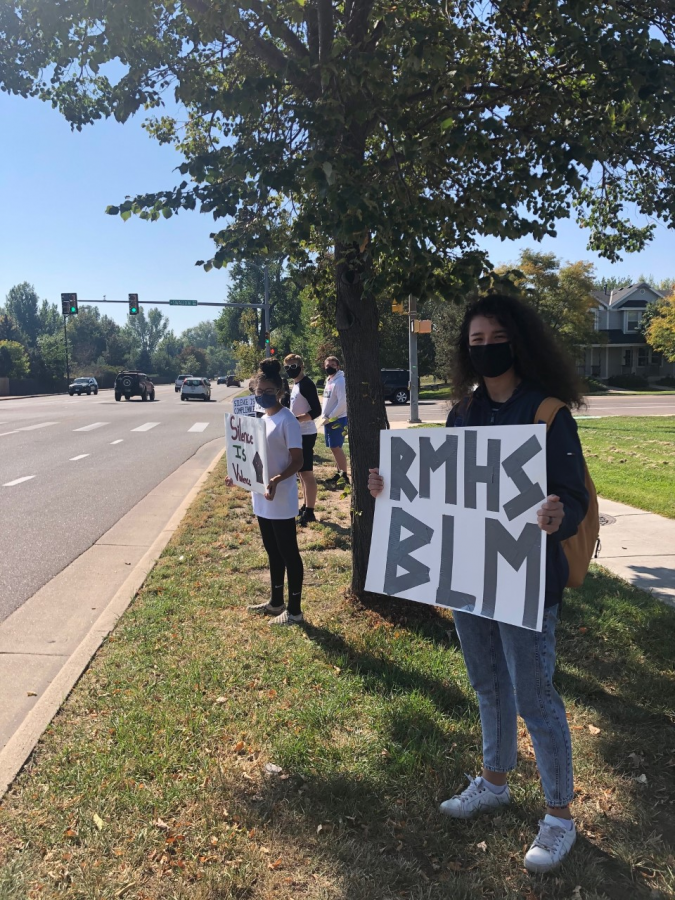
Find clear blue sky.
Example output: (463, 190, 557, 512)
(1, 90, 674, 335)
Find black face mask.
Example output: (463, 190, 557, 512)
(285, 365, 301, 378)
(469, 342, 514, 379)
(325, 366, 337, 376)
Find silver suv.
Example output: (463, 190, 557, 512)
(175, 373, 192, 392)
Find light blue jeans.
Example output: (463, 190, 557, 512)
(453, 605, 574, 808)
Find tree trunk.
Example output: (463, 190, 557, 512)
(335, 240, 389, 596)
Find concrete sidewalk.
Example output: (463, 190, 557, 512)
(596, 498, 675, 608)
(389, 419, 675, 607)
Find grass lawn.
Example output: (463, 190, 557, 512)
(578, 417, 675, 519)
(1, 442, 674, 900)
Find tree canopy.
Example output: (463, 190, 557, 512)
(646, 294, 675, 362)
(5, 0, 675, 591)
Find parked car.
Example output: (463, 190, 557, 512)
(175, 373, 192, 392)
(69, 377, 98, 396)
(226, 375, 241, 387)
(181, 377, 211, 401)
(381, 368, 410, 404)
(114, 371, 156, 402)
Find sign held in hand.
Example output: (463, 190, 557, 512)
(365, 426, 547, 631)
(233, 395, 257, 417)
(225, 413, 269, 495)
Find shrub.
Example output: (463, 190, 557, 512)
(606, 374, 650, 390)
(656, 375, 675, 387)
(583, 377, 608, 393)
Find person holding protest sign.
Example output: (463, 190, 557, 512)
(284, 353, 322, 526)
(226, 358, 305, 626)
(368, 294, 589, 874)
(319, 356, 349, 484)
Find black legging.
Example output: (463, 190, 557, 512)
(256, 516, 304, 615)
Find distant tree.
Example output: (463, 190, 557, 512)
(498, 251, 598, 358)
(153, 330, 186, 378)
(181, 321, 220, 350)
(0, 313, 25, 344)
(3, 283, 41, 345)
(36, 332, 67, 383)
(124, 307, 170, 361)
(645, 294, 675, 361)
(178, 345, 208, 375)
(68, 307, 109, 368)
(38, 299, 62, 336)
(0, 340, 30, 378)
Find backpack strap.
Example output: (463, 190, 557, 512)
(535, 397, 567, 431)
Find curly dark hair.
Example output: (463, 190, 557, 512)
(256, 357, 283, 391)
(452, 294, 585, 408)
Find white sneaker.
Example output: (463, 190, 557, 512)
(269, 610, 304, 627)
(524, 817, 576, 874)
(439, 775, 511, 819)
(248, 601, 286, 615)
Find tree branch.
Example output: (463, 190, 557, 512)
(317, 0, 334, 62)
(245, 0, 309, 60)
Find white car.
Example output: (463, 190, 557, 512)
(175, 373, 192, 392)
(181, 377, 211, 401)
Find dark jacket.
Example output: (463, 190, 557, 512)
(446, 382, 589, 607)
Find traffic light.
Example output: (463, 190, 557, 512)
(391, 300, 405, 314)
(61, 293, 78, 315)
(270, 347, 276, 356)
(128, 293, 139, 315)
(264, 331, 270, 346)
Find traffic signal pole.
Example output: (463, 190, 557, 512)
(63, 315, 70, 384)
(408, 295, 421, 424)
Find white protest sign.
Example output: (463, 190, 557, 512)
(233, 395, 257, 417)
(365, 425, 548, 631)
(225, 413, 269, 495)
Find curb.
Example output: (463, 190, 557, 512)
(0, 443, 226, 798)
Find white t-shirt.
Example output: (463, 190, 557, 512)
(251, 407, 303, 520)
(290, 376, 320, 436)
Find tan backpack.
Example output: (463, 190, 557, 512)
(535, 398, 600, 588)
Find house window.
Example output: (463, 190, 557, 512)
(625, 310, 642, 332)
(638, 348, 647, 367)
(652, 350, 662, 366)
(623, 349, 633, 368)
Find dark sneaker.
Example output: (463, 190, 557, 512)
(325, 472, 341, 484)
(247, 601, 286, 615)
(297, 504, 306, 520)
(340, 471, 350, 485)
(299, 509, 317, 527)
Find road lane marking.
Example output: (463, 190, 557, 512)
(73, 422, 109, 432)
(3, 476, 36, 487)
(131, 422, 160, 432)
(188, 422, 210, 433)
(110, 439, 124, 445)
(0, 421, 57, 437)
(70, 454, 90, 461)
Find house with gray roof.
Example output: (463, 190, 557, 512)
(579, 283, 675, 380)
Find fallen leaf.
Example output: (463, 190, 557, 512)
(210, 836, 218, 846)
(27, 691, 37, 697)
(447, 861, 463, 872)
(93, 814, 104, 831)
(234, 740, 245, 753)
(154, 819, 170, 831)
(571, 887, 583, 900)
(628, 752, 644, 768)
(214, 697, 227, 704)
(588, 724, 601, 735)
(265, 763, 283, 775)
(267, 689, 277, 698)
(476, 841, 487, 852)
(268, 857, 283, 870)
(578, 627, 588, 634)
(636, 773, 648, 784)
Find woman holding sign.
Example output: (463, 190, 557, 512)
(368, 294, 589, 874)
(226, 358, 305, 627)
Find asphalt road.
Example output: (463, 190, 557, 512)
(0, 384, 240, 623)
(385, 392, 675, 424)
